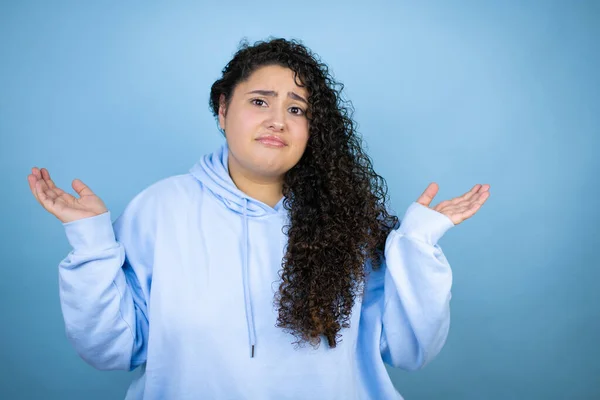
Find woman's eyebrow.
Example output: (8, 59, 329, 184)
(245, 90, 308, 105)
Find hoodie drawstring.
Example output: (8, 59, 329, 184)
(242, 198, 257, 358)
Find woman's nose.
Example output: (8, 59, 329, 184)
(269, 120, 284, 131)
(266, 108, 285, 131)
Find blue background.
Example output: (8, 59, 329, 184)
(1, 1, 599, 399)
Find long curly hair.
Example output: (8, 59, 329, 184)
(209, 37, 399, 349)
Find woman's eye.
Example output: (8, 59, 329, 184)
(289, 107, 305, 116)
(251, 99, 304, 116)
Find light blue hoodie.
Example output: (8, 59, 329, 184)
(58, 142, 455, 399)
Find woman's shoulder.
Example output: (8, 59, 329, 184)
(146, 173, 199, 195)
(127, 173, 201, 212)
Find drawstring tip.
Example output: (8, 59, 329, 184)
(251, 345, 255, 358)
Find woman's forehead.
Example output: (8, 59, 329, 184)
(243, 65, 307, 94)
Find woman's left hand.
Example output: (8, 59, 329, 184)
(416, 183, 491, 225)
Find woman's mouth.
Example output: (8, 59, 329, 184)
(256, 136, 286, 148)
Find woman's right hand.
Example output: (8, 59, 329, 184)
(27, 167, 108, 223)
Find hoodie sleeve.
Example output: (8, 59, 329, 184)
(58, 188, 156, 371)
(377, 201, 455, 370)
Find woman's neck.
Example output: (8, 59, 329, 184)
(227, 158, 284, 208)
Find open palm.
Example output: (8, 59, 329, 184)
(27, 167, 108, 223)
(416, 182, 491, 225)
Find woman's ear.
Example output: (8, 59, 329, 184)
(218, 94, 227, 130)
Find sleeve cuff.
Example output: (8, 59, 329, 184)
(62, 211, 118, 253)
(396, 201, 455, 245)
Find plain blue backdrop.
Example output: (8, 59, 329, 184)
(1, 1, 599, 399)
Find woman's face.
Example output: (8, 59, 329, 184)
(219, 64, 310, 181)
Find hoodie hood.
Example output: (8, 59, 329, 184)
(188, 141, 287, 358)
(189, 142, 286, 217)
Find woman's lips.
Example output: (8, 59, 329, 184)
(256, 137, 286, 148)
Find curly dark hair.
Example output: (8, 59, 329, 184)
(209, 37, 399, 349)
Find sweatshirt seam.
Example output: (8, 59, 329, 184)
(70, 242, 120, 257)
(391, 229, 438, 248)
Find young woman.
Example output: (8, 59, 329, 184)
(28, 38, 490, 399)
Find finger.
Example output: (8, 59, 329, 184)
(446, 190, 490, 224)
(454, 194, 487, 214)
(37, 168, 69, 199)
(458, 205, 480, 222)
(40, 168, 57, 190)
(35, 180, 55, 211)
(454, 190, 484, 208)
(416, 182, 439, 207)
(462, 184, 483, 201)
(38, 178, 59, 202)
(40, 171, 69, 198)
(456, 183, 492, 206)
(475, 190, 491, 205)
(460, 194, 488, 216)
(32, 167, 42, 179)
(31, 167, 55, 200)
(72, 179, 95, 197)
(27, 174, 41, 203)
(465, 190, 490, 205)
(451, 184, 483, 204)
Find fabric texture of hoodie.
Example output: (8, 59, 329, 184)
(58, 142, 455, 400)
